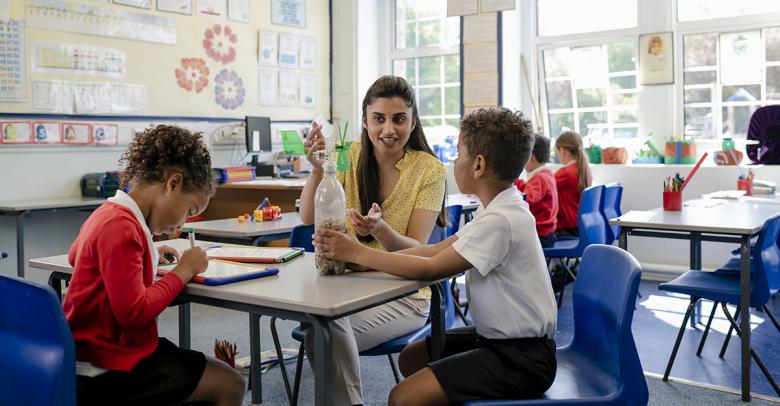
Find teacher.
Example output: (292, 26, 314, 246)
(299, 75, 447, 405)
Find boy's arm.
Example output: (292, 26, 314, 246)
(395, 235, 457, 257)
(523, 177, 544, 205)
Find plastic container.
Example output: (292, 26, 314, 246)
(314, 160, 348, 275)
(663, 191, 682, 211)
(737, 179, 753, 196)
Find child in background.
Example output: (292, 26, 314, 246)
(554, 131, 592, 236)
(314, 108, 558, 406)
(514, 133, 558, 248)
(63, 125, 245, 406)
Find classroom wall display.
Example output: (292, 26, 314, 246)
(32, 122, 62, 144)
(279, 71, 299, 106)
(93, 124, 119, 145)
(299, 36, 316, 71)
(258, 68, 278, 106)
(62, 123, 91, 144)
(259, 30, 279, 67)
(175, 58, 210, 93)
(720, 31, 762, 86)
(214, 69, 245, 110)
(157, 0, 193, 15)
(299, 74, 316, 108)
(198, 0, 227, 18)
(31, 42, 127, 79)
(203, 24, 238, 65)
(227, 0, 250, 23)
(1, 122, 32, 144)
(113, 0, 151, 9)
(0, 19, 26, 101)
(639, 32, 673, 85)
(272, 0, 306, 29)
(279, 32, 300, 69)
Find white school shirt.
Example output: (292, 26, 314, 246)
(452, 187, 558, 339)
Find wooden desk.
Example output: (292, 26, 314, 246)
(30, 238, 445, 406)
(204, 179, 306, 220)
(0, 197, 105, 278)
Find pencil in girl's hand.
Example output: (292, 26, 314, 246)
(188, 228, 196, 249)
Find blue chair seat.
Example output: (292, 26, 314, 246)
(659, 270, 748, 305)
(290, 323, 435, 356)
(541, 239, 580, 257)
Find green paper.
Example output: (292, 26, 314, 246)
(335, 121, 351, 172)
(280, 130, 307, 156)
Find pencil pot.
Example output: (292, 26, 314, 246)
(737, 179, 753, 196)
(663, 191, 682, 211)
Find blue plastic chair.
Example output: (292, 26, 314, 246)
(658, 214, 780, 395)
(601, 183, 623, 245)
(0, 275, 76, 406)
(465, 245, 647, 406)
(543, 185, 607, 307)
(428, 205, 463, 243)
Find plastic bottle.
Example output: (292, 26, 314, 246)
(314, 159, 348, 275)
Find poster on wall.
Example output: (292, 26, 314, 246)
(93, 124, 119, 146)
(278, 33, 299, 69)
(259, 30, 278, 67)
(299, 36, 316, 71)
(198, 0, 227, 17)
(32, 122, 62, 144)
(278, 71, 299, 106)
(272, 0, 306, 29)
(258, 69, 278, 106)
(228, 0, 250, 23)
(720, 31, 762, 86)
(32, 42, 127, 79)
(62, 123, 91, 144)
(639, 32, 673, 85)
(299, 73, 316, 108)
(0, 19, 27, 101)
(1, 122, 32, 144)
(113, 0, 151, 9)
(32, 81, 74, 113)
(158, 0, 193, 15)
(0, 0, 10, 20)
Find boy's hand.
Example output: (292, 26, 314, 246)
(157, 245, 180, 264)
(348, 203, 382, 236)
(304, 121, 326, 171)
(314, 228, 362, 263)
(177, 247, 209, 277)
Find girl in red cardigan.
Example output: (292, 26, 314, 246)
(63, 125, 245, 405)
(514, 133, 558, 247)
(554, 131, 592, 236)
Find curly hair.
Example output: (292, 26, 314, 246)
(460, 108, 535, 182)
(119, 125, 216, 196)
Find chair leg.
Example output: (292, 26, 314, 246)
(451, 277, 471, 326)
(387, 354, 401, 384)
(696, 301, 719, 356)
(764, 305, 780, 332)
(664, 297, 698, 381)
(720, 303, 780, 396)
(292, 342, 305, 406)
(562, 258, 577, 281)
(719, 305, 740, 359)
(269, 317, 294, 404)
(557, 267, 569, 309)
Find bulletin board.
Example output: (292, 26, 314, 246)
(0, 0, 330, 122)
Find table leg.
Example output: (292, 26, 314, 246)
(309, 316, 333, 406)
(618, 227, 628, 250)
(16, 212, 28, 278)
(250, 313, 262, 404)
(48, 272, 62, 300)
(690, 233, 702, 326)
(739, 235, 751, 401)
(430, 283, 445, 361)
(179, 303, 191, 349)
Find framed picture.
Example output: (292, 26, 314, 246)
(0, 122, 32, 144)
(228, 0, 250, 23)
(113, 0, 151, 9)
(32, 122, 62, 144)
(157, 0, 193, 15)
(639, 32, 674, 85)
(93, 124, 119, 146)
(272, 0, 306, 29)
(62, 123, 91, 145)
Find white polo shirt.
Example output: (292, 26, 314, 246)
(452, 187, 557, 339)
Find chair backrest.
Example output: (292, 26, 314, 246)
(289, 224, 315, 252)
(601, 183, 623, 245)
(575, 185, 608, 250)
(751, 213, 780, 305)
(445, 205, 463, 237)
(568, 245, 646, 403)
(0, 275, 76, 406)
(747, 105, 780, 164)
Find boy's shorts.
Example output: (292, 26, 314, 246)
(426, 326, 556, 404)
(76, 337, 208, 406)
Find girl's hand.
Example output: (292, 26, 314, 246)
(178, 247, 208, 277)
(348, 203, 382, 236)
(157, 245, 180, 264)
(314, 228, 361, 263)
(304, 121, 326, 172)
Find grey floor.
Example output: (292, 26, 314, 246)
(157, 300, 780, 406)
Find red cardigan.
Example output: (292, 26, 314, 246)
(514, 167, 558, 237)
(555, 163, 581, 230)
(63, 203, 185, 372)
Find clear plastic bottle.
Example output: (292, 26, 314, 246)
(314, 159, 348, 275)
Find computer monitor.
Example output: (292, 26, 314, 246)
(245, 116, 272, 154)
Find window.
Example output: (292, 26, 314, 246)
(392, 0, 460, 146)
(542, 41, 639, 140)
(537, 0, 636, 37)
(678, 0, 780, 22)
(682, 28, 780, 139)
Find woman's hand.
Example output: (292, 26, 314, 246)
(314, 228, 362, 263)
(348, 203, 383, 236)
(157, 245, 180, 264)
(304, 121, 326, 172)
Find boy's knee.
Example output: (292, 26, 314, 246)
(223, 368, 246, 403)
(389, 384, 416, 406)
(398, 341, 427, 377)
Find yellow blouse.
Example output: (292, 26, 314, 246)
(337, 141, 446, 300)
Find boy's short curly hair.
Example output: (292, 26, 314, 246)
(119, 125, 216, 196)
(460, 108, 535, 182)
(531, 133, 551, 164)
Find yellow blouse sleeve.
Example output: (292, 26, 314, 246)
(413, 161, 446, 212)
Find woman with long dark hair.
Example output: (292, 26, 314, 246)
(299, 75, 447, 405)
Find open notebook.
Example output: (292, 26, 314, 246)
(204, 246, 304, 263)
(157, 259, 279, 286)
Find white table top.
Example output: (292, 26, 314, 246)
(28, 239, 436, 317)
(446, 193, 480, 211)
(185, 215, 302, 238)
(610, 200, 780, 235)
(0, 197, 106, 212)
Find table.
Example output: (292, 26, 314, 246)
(204, 178, 306, 220)
(29, 238, 445, 405)
(610, 200, 780, 401)
(446, 193, 480, 222)
(0, 197, 105, 278)
(184, 214, 302, 245)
